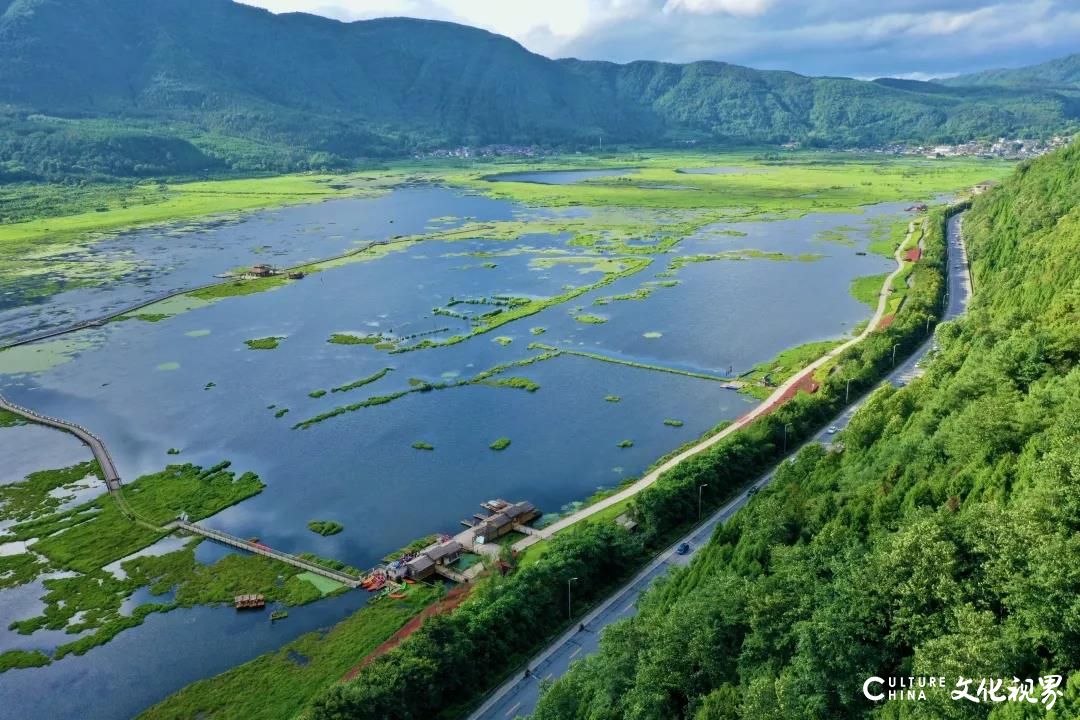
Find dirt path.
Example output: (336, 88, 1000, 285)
(340, 584, 473, 682)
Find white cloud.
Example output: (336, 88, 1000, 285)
(662, 0, 777, 17)
(237, 0, 1080, 78)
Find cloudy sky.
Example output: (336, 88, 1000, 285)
(239, 0, 1079, 79)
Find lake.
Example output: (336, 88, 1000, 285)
(0, 177, 908, 718)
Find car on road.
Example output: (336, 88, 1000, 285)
(676, 542, 691, 555)
(827, 425, 839, 434)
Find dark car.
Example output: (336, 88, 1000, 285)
(676, 542, 691, 555)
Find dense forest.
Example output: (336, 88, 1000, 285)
(522, 143, 1080, 718)
(0, 0, 1078, 181)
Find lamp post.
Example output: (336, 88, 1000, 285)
(783, 423, 792, 453)
(846, 378, 852, 404)
(892, 343, 900, 367)
(567, 577, 578, 619)
(698, 483, 709, 521)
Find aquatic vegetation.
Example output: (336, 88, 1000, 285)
(411, 441, 435, 451)
(328, 333, 381, 345)
(309, 389, 327, 398)
(489, 437, 512, 451)
(663, 419, 684, 427)
(530, 327, 546, 335)
(574, 313, 607, 324)
(155, 362, 180, 371)
(490, 376, 540, 392)
(245, 336, 284, 350)
(204, 382, 215, 390)
(494, 336, 513, 345)
(167, 448, 180, 455)
(643, 331, 663, 339)
(814, 227, 857, 245)
(605, 395, 621, 402)
(0, 460, 101, 525)
(0, 408, 26, 427)
(331, 367, 394, 394)
(595, 286, 653, 305)
(274, 408, 289, 419)
(0, 461, 267, 663)
(190, 274, 291, 301)
(137, 583, 439, 719)
(0, 649, 51, 673)
(307, 520, 344, 537)
(669, 249, 823, 271)
(849, 273, 889, 308)
(617, 439, 634, 448)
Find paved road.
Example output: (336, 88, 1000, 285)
(470, 211, 970, 720)
(511, 219, 925, 554)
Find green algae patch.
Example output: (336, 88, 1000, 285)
(663, 419, 685, 427)
(0, 336, 98, 376)
(605, 395, 621, 402)
(244, 336, 284, 350)
(574, 313, 608, 325)
(411, 441, 435, 451)
(643, 331, 663, 339)
(184, 329, 211, 338)
(328, 332, 380, 345)
(617, 439, 634, 448)
(490, 376, 540, 392)
(307, 520, 344, 537)
(489, 437, 512, 451)
(155, 362, 181, 372)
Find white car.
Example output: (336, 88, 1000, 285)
(827, 425, 839, 435)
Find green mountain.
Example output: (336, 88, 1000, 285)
(0, 0, 1077, 181)
(943, 53, 1080, 91)
(523, 142, 1080, 718)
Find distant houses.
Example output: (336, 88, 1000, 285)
(241, 264, 306, 280)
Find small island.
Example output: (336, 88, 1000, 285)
(307, 520, 344, 536)
(245, 336, 284, 350)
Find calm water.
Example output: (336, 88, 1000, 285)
(0, 182, 909, 718)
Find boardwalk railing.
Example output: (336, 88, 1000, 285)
(0, 394, 121, 488)
(170, 520, 365, 588)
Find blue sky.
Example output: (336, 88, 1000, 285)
(240, 0, 1079, 79)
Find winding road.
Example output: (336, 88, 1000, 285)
(470, 211, 969, 720)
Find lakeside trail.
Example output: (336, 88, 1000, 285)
(512, 217, 925, 552)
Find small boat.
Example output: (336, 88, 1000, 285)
(388, 593, 407, 600)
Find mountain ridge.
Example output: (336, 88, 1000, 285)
(0, 0, 1076, 180)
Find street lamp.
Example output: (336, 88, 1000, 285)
(567, 577, 578, 619)
(892, 343, 900, 367)
(846, 378, 852, 403)
(698, 483, 709, 521)
(783, 423, 792, 453)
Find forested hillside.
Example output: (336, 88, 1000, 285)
(0, 0, 1077, 181)
(943, 53, 1080, 92)
(527, 142, 1080, 719)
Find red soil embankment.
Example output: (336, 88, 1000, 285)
(341, 584, 473, 682)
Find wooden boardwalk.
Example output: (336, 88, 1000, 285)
(0, 394, 122, 492)
(168, 520, 365, 588)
